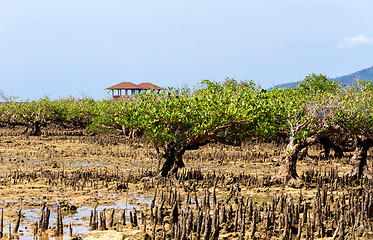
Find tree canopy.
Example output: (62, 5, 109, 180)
(2, 74, 373, 183)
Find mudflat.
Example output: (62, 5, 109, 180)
(0, 127, 369, 239)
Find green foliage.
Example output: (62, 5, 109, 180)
(297, 73, 342, 94)
(110, 80, 271, 149)
(354, 80, 373, 92)
(0, 97, 98, 130)
(1, 75, 373, 156)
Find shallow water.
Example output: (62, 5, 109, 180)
(0, 194, 151, 240)
(66, 161, 106, 168)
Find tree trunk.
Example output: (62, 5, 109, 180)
(159, 143, 185, 177)
(319, 135, 343, 159)
(348, 136, 372, 179)
(272, 137, 306, 184)
(28, 121, 41, 136)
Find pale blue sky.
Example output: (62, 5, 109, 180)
(1, 0, 373, 100)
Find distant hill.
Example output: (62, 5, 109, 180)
(271, 81, 300, 89)
(272, 65, 373, 89)
(333, 65, 373, 86)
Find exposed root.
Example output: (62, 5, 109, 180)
(141, 174, 164, 182)
(268, 154, 285, 162)
(347, 168, 373, 180)
(271, 172, 301, 185)
(141, 172, 180, 183)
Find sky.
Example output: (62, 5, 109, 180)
(1, 0, 373, 100)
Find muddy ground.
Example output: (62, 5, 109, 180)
(0, 127, 371, 239)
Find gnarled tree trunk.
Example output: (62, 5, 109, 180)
(28, 120, 41, 136)
(157, 141, 206, 178)
(319, 135, 344, 159)
(272, 128, 342, 184)
(348, 136, 372, 179)
(159, 143, 185, 177)
(272, 137, 307, 184)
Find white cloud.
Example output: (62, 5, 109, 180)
(337, 35, 373, 49)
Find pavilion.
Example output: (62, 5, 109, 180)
(106, 82, 163, 99)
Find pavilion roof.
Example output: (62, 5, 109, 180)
(107, 82, 163, 90)
(137, 82, 163, 90)
(106, 82, 140, 90)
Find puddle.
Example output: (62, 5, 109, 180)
(0, 194, 152, 240)
(66, 161, 105, 167)
(0, 157, 106, 168)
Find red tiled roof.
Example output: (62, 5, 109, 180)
(106, 82, 140, 90)
(137, 82, 163, 90)
(107, 82, 163, 90)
